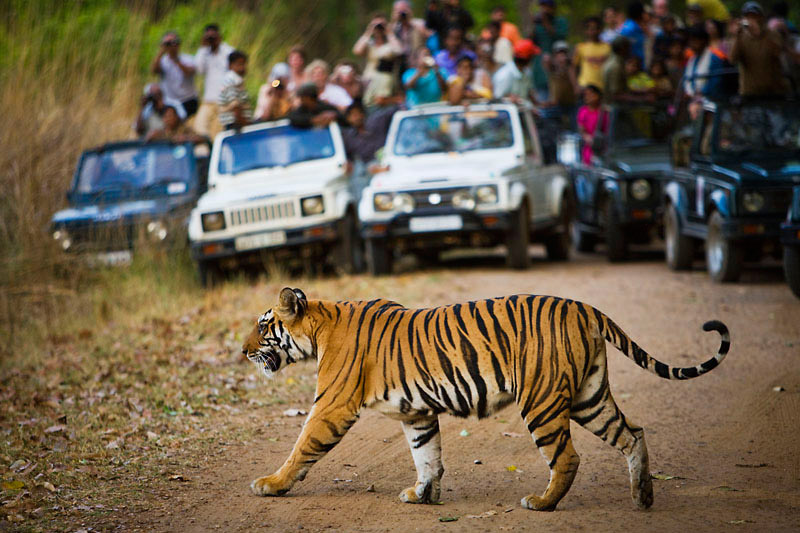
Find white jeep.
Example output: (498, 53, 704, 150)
(188, 120, 361, 284)
(358, 101, 572, 274)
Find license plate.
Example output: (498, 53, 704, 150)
(409, 215, 463, 233)
(235, 230, 287, 251)
(93, 250, 132, 266)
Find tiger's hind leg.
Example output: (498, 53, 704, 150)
(571, 343, 654, 509)
(519, 406, 581, 511)
(399, 415, 444, 504)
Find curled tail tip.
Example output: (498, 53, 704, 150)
(702, 319, 730, 356)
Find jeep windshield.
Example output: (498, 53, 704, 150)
(392, 110, 514, 156)
(217, 125, 336, 175)
(716, 104, 800, 156)
(75, 143, 194, 195)
(613, 105, 672, 147)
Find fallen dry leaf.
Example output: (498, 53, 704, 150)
(501, 432, 524, 438)
(282, 408, 307, 417)
(42, 481, 56, 492)
(44, 424, 66, 434)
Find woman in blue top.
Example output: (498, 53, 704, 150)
(403, 48, 448, 107)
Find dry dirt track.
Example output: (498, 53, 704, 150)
(136, 250, 799, 532)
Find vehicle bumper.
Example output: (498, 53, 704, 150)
(361, 208, 511, 247)
(721, 217, 783, 241)
(191, 220, 340, 261)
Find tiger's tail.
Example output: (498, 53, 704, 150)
(593, 308, 730, 380)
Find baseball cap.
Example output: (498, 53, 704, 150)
(552, 40, 570, 53)
(269, 62, 290, 81)
(741, 1, 763, 15)
(513, 39, 540, 60)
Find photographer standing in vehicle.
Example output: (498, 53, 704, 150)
(730, 1, 789, 96)
(150, 31, 199, 117)
(194, 24, 234, 138)
(134, 83, 186, 138)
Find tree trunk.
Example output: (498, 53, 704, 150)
(517, 0, 533, 39)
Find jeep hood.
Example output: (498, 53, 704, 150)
(199, 169, 346, 210)
(725, 159, 800, 185)
(375, 152, 517, 188)
(51, 196, 189, 227)
(609, 145, 672, 175)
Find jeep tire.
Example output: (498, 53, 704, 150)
(366, 237, 392, 276)
(784, 245, 800, 298)
(544, 197, 570, 261)
(197, 259, 221, 288)
(706, 211, 743, 282)
(332, 210, 364, 275)
(506, 203, 531, 269)
(603, 199, 628, 262)
(664, 202, 694, 270)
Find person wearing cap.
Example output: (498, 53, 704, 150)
(150, 31, 199, 117)
(194, 24, 234, 138)
(134, 83, 187, 139)
(574, 16, 612, 90)
(730, 1, 788, 96)
(492, 39, 539, 102)
(218, 50, 252, 130)
(288, 83, 342, 129)
(255, 63, 292, 122)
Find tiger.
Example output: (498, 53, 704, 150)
(242, 287, 730, 511)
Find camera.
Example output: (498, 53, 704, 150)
(399, 12, 408, 21)
(271, 79, 284, 89)
(374, 22, 385, 32)
(423, 56, 436, 67)
(741, 19, 750, 29)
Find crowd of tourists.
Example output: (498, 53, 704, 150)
(133, 0, 800, 166)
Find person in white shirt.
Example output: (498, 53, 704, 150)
(150, 31, 198, 117)
(492, 39, 539, 102)
(305, 59, 353, 111)
(194, 24, 234, 138)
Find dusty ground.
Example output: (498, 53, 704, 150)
(115, 248, 800, 533)
(15, 248, 796, 532)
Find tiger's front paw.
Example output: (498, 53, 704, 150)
(521, 494, 557, 512)
(250, 474, 290, 497)
(399, 480, 440, 504)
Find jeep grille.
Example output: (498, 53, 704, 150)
(229, 200, 296, 227)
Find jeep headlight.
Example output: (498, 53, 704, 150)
(301, 195, 324, 216)
(53, 228, 72, 251)
(393, 193, 415, 213)
(146, 220, 168, 241)
(630, 179, 651, 201)
(452, 190, 476, 210)
(201, 211, 226, 232)
(475, 185, 498, 204)
(742, 191, 764, 213)
(374, 193, 394, 212)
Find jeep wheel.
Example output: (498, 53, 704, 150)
(544, 197, 570, 261)
(332, 210, 364, 275)
(664, 202, 694, 270)
(197, 259, 221, 288)
(783, 245, 800, 298)
(365, 237, 392, 276)
(603, 200, 628, 262)
(706, 211, 743, 282)
(506, 203, 531, 269)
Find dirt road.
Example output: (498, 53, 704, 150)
(132, 250, 800, 532)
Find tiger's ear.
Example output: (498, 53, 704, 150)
(276, 287, 306, 323)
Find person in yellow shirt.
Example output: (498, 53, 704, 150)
(573, 16, 611, 90)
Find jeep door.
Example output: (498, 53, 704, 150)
(520, 109, 560, 223)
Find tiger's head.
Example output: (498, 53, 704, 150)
(242, 287, 314, 378)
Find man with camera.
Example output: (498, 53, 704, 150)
(255, 63, 292, 122)
(150, 31, 198, 118)
(194, 24, 234, 138)
(730, 1, 788, 96)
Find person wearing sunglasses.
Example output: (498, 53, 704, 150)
(150, 31, 199, 117)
